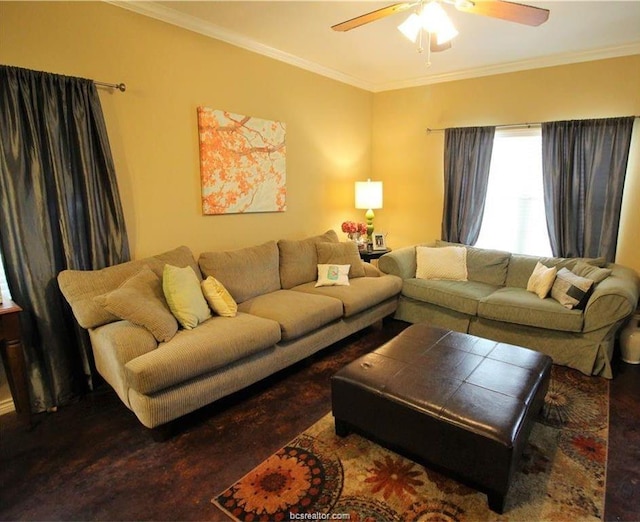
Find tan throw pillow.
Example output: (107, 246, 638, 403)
(416, 246, 468, 281)
(526, 261, 557, 299)
(316, 241, 365, 279)
(94, 266, 178, 343)
(162, 264, 211, 329)
(551, 267, 594, 309)
(201, 276, 237, 317)
(571, 261, 612, 283)
(278, 230, 339, 289)
(316, 264, 350, 287)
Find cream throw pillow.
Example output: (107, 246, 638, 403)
(316, 264, 350, 287)
(201, 276, 237, 317)
(527, 261, 557, 299)
(162, 264, 211, 329)
(95, 266, 178, 343)
(416, 246, 468, 281)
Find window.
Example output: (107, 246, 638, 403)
(0, 248, 11, 301)
(475, 127, 552, 256)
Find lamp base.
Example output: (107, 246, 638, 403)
(365, 208, 375, 242)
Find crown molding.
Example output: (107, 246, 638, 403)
(105, 1, 640, 94)
(373, 42, 640, 92)
(105, 0, 376, 92)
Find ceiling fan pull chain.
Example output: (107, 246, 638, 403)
(425, 32, 432, 68)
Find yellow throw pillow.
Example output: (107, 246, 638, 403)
(162, 264, 211, 329)
(316, 264, 350, 287)
(526, 261, 557, 299)
(201, 276, 238, 317)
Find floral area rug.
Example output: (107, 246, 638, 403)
(212, 366, 608, 521)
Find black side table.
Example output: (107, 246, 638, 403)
(359, 248, 391, 263)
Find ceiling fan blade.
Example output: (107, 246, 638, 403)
(430, 34, 453, 52)
(455, 1, 549, 26)
(332, 2, 417, 32)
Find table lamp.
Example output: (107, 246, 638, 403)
(355, 179, 383, 242)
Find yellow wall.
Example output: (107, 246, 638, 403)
(1, 2, 639, 273)
(372, 56, 640, 273)
(0, 1, 373, 257)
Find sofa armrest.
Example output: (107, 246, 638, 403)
(583, 264, 640, 332)
(89, 321, 158, 406)
(378, 245, 418, 280)
(363, 262, 381, 277)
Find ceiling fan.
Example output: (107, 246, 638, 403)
(332, 1, 550, 54)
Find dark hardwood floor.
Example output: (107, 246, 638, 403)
(1, 319, 638, 521)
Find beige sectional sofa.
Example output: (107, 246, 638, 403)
(378, 241, 639, 378)
(58, 230, 402, 429)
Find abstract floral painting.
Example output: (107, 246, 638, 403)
(197, 107, 286, 214)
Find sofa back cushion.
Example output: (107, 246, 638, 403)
(278, 230, 339, 289)
(58, 246, 200, 330)
(436, 240, 510, 286)
(198, 241, 280, 304)
(316, 241, 366, 279)
(506, 254, 582, 288)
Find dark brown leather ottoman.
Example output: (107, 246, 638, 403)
(331, 323, 552, 513)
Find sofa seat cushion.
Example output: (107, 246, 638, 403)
(402, 279, 499, 316)
(292, 274, 402, 318)
(237, 290, 343, 341)
(478, 287, 583, 333)
(124, 312, 281, 395)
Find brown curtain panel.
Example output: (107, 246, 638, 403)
(442, 126, 496, 245)
(0, 66, 130, 412)
(542, 117, 635, 261)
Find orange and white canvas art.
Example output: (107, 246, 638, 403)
(197, 107, 286, 214)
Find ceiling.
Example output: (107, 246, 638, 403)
(111, 1, 640, 92)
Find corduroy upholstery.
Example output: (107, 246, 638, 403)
(277, 229, 339, 289)
(58, 246, 199, 329)
(238, 290, 343, 342)
(58, 232, 402, 429)
(292, 275, 403, 318)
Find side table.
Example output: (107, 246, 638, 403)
(0, 300, 31, 423)
(359, 248, 391, 263)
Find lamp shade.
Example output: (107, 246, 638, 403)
(355, 180, 383, 210)
(397, 13, 422, 43)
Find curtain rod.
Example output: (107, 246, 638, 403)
(93, 81, 126, 92)
(425, 115, 640, 134)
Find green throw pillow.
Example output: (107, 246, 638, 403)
(163, 264, 211, 329)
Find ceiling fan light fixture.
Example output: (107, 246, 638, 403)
(420, 1, 459, 44)
(397, 12, 422, 43)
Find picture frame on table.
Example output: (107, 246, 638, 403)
(372, 232, 387, 250)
